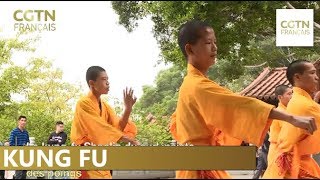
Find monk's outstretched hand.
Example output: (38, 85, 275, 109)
(123, 87, 137, 111)
(269, 108, 317, 134)
(290, 116, 317, 135)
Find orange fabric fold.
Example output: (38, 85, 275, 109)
(171, 64, 274, 179)
(263, 87, 320, 179)
(71, 91, 137, 179)
(268, 102, 288, 166)
(275, 152, 293, 176)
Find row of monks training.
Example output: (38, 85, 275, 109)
(70, 20, 320, 179)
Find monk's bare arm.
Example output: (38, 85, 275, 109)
(119, 108, 131, 131)
(119, 87, 137, 131)
(269, 108, 317, 134)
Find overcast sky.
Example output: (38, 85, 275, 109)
(0, 1, 171, 104)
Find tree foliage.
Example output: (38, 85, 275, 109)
(112, 1, 320, 84)
(0, 33, 81, 145)
(106, 65, 184, 145)
(111, 1, 320, 145)
(134, 65, 184, 118)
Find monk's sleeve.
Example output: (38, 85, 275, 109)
(73, 99, 124, 145)
(104, 102, 121, 128)
(104, 103, 137, 137)
(123, 121, 137, 139)
(170, 111, 181, 142)
(278, 104, 317, 153)
(295, 105, 320, 155)
(194, 79, 274, 146)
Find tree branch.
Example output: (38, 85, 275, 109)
(286, 1, 295, 9)
(315, 22, 320, 30)
(287, 53, 295, 57)
(244, 62, 267, 68)
(45, 90, 51, 104)
(315, 2, 320, 10)
(286, 1, 320, 31)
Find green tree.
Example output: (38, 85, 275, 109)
(112, 1, 320, 84)
(103, 65, 183, 145)
(19, 58, 81, 145)
(0, 33, 81, 145)
(135, 118, 172, 146)
(134, 65, 184, 118)
(0, 32, 36, 142)
(121, 65, 183, 145)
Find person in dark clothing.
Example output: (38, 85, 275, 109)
(47, 121, 68, 179)
(10, 115, 29, 179)
(47, 121, 67, 146)
(0, 169, 3, 179)
(0, 141, 4, 179)
(9, 116, 30, 147)
(252, 132, 270, 179)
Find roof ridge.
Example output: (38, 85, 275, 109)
(273, 67, 287, 70)
(239, 67, 270, 95)
(239, 62, 320, 101)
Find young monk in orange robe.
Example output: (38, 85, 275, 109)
(263, 60, 320, 179)
(267, 85, 292, 165)
(71, 66, 139, 179)
(170, 20, 317, 179)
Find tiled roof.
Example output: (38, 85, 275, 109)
(240, 67, 291, 101)
(240, 60, 320, 101)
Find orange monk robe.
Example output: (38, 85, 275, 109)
(103, 101, 138, 139)
(263, 87, 320, 179)
(267, 102, 288, 165)
(170, 63, 274, 179)
(71, 91, 137, 179)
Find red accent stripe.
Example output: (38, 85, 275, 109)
(275, 152, 292, 176)
(198, 171, 217, 179)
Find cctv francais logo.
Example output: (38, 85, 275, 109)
(276, 9, 314, 47)
(13, 10, 56, 32)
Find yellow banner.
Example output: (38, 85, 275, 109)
(0, 146, 256, 170)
